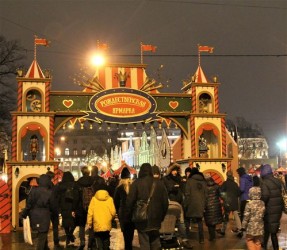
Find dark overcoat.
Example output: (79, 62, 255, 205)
(184, 172, 207, 218)
(220, 176, 241, 211)
(58, 172, 78, 228)
(204, 177, 223, 226)
(126, 163, 169, 232)
(114, 180, 135, 231)
(261, 174, 283, 233)
(162, 166, 183, 204)
(74, 174, 94, 226)
(22, 174, 54, 232)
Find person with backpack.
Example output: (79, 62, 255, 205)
(58, 171, 78, 248)
(75, 166, 95, 250)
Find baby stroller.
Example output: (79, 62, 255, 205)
(159, 201, 184, 249)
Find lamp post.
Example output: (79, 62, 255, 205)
(277, 138, 287, 167)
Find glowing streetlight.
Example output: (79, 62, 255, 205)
(90, 54, 105, 67)
(277, 138, 287, 152)
(277, 138, 287, 167)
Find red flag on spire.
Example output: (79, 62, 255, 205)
(141, 44, 157, 52)
(198, 45, 214, 53)
(34, 38, 49, 46)
(97, 43, 109, 51)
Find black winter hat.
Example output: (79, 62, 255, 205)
(185, 167, 192, 175)
(236, 167, 246, 176)
(152, 165, 161, 175)
(120, 167, 131, 179)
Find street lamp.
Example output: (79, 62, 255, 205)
(90, 54, 105, 67)
(277, 138, 287, 167)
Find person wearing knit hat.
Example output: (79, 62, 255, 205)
(152, 165, 161, 179)
(120, 167, 131, 179)
(260, 164, 283, 249)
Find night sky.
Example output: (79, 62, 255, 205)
(1, 0, 286, 155)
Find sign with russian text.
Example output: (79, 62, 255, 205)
(84, 88, 158, 123)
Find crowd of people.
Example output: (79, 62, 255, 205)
(20, 163, 284, 250)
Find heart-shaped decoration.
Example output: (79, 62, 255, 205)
(63, 99, 74, 108)
(169, 101, 179, 109)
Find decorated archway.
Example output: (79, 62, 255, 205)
(2, 44, 239, 231)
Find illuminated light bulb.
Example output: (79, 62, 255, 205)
(91, 54, 105, 66)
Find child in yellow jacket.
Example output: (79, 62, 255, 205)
(87, 186, 116, 250)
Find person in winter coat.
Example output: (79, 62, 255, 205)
(113, 167, 135, 250)
(237, 167, 253, 222)
(184, 167, 207, 244)
(152, 165, 161, 179)
(87, 184, 116, 250)
(91, 165, 106, 191)
(46, 170, 61, 248)
(75, 166, 95, 250)
(126, 163, 169, 250)
(88, 165, 108, 249)
(260, 164, 283, 250)
(22, 174, 55, 250)
(217, 170, 241, 236)
(58, 171, 78, 247)
(204, 175, 223, 241)
(241, 186, 265, 250)
(163, 163, 183, 204)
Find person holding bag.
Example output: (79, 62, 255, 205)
(21, 174, 55, 250)
(126, 163, 169, 250)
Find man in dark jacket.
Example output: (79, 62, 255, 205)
(126, 163, 169, 249)
(91, 165, 106, 192)
(75, 166, 95, 250)
(163, 163, 183, 204)
(22, 174, 55, 250)
(217, 170, 241, 236)
(184, 168, 207, 244)
(260, 164, 283, 250)
(46, 170, 61, 248)
(236, 167, 253, 222)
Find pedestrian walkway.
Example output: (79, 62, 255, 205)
(1, 214, 287, 249)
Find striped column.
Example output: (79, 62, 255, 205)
(181, 134, 184, 159)
(0, 179, 11, 233)
(190, 117, 196, 157)
(53, 165, 59, 184)
(191, 86, 196, 113)
(49, 117, 54, 161)
(221, 118, 226, 157)
(11, 116, 17, 161)
(17, 82, 22, 111)
(214, 86, 219, 113)
(227, 162, 231, 172)
(45, 81, 50, 112)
